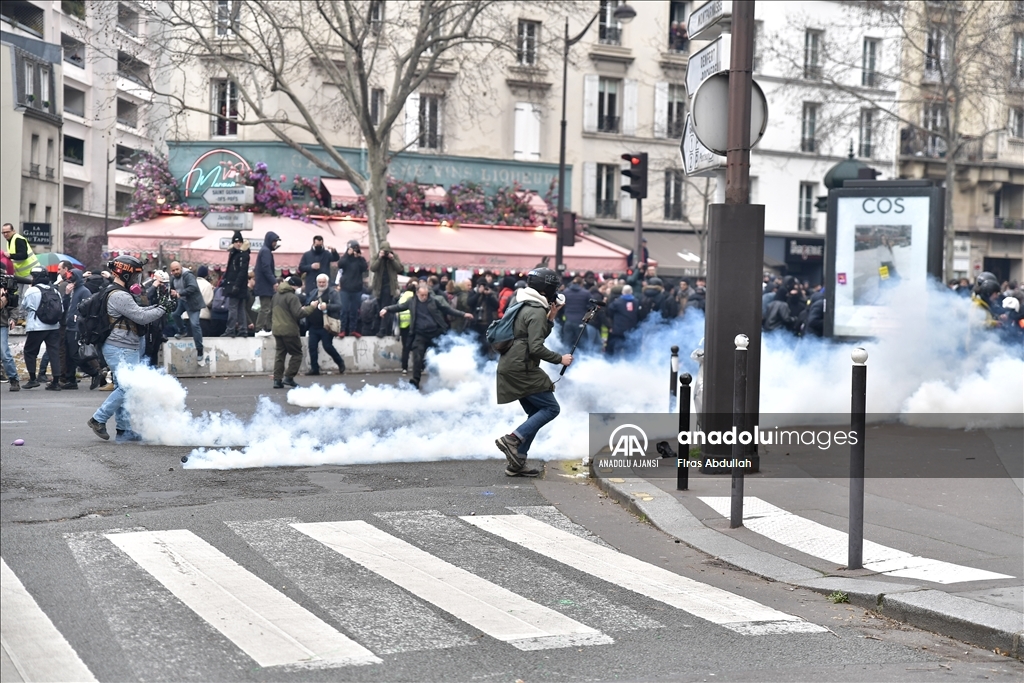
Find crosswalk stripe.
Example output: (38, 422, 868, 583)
(292, 520, 614, 650)
(226, 518, 475, 654)
(106, 530, 381, 668)
(1, 558, 97, 683)
(463, 515, 827, 635)
(698, 497, 1014, 585)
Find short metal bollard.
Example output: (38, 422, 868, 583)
(678, 373, 692, 491)
(848, 347, 868, 569)
(669, 346, 680, 410)
(730, 334, 749, 529)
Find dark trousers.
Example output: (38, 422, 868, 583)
(512, 391, 561, 457)
(377, 293, 394, 336)
(308, 327, 345, 372)
(341, 290, 362, 334)
(409, 332, 439, 383)
(226, 295, 248, 335)
(63, 328, 90, 382)
(273, 335, 302, 381)
(605, 333, 627, 356)
(25, 329, 61, 381)
(399, 327, 412, 370)
(256, 296, 273, 331)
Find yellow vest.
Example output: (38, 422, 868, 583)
(398, 290, 414, 328)
(7, 233, 40, 278)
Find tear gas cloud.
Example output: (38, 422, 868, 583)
(115, 282, 1022, 470)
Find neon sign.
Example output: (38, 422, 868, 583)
(181, 149, 251, 197)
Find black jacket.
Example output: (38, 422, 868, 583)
(223, 242, 251, 298)
(254, 231, 279, 297)
(562, 283, 591, 325)
(299, 246, 339, 294)
(467, 287, 499, 325)
(304, 288, 342, 329)
(764, 299, 795, 332)
(337, 253, 368, 292)
(608, 294, 640, 335)
(385, 294, 463, 337)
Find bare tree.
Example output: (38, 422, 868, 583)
(765, 0, 1019, 280)
(124, 0, 584, 256)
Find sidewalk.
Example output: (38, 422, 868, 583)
(590, 455, 1024, 659)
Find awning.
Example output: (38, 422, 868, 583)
(587, 227, 703, 277)
(320, 178, 361, 208)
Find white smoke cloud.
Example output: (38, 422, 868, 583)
(114, 282, 1021, 470)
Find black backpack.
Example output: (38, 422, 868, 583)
(34, 284, 64, 325)
(78, 284, 122, 346)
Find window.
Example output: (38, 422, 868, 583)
(211, 79, 238, 136)
(46, 139, 54, 178)
(859, 109, 874, 158)
(115, 191, 132, 216)
(117, 98, 139, 128)
(598, 77, 620, 133)
(923, 101, 945, 155)
(801, 102, 818, 152)
(595, 164, 619, 218)
(418, 94, 442, 149)
(115, 144, 137, 171)
(62, 33, 85, 68)
(30, 134, 39, 167)
(862, 38, 879, 87)
(28, 203, 36, 221)
(64, 85, 85, 116)
(599, 0, 622, 45)
(62, 0, 86, 20)
(369, 0, 383, 34)
(798, 183, 816, 232)
(117, 3, 139, 36)
(804, 30, 822, 80)
(925, 25, 947, 77)
(669, 1, 689, 52)
(1013, 33, 1024, 84)
(664, 170, 685, 221)
(1010, 108, 1024, 139)
(39, 66, 50, 109)
(752, 20, 763, 72)
(513, 102, 541, 161)
(45, 207, 51, 224)
(64, 135, 84, 165)
(215, 0, 239, 37)
(117, 51, 150, 86)
(370, 88, 384, 125)
(667, 84, 686, 138)
(1, 1, 46, 37)
(517, 20, 539, 65)
(64, 184, 84, 209)
(24, 62, 34, 102)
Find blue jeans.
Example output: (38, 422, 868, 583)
(173, 301, 203, 354)
(0, 325, 18, 380)
(341, 291, 362, 334)
(513, 391, 561, 456)
(93, 345, 140, 431)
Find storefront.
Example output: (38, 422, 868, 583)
(763, 234, 824, 286)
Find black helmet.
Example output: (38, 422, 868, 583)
(108, 254, 144, 281)
(347, 239, 360, 250)
(976, 278, 1001, 300)
(514, 279, 527, 290)
(647, 277, 664, 287)
(976, 271, 998, 285)
(526, 267, 559, 302)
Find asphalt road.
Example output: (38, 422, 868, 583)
(2, 374, 1021, 682)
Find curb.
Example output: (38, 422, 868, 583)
(591, 468, 1023, 659)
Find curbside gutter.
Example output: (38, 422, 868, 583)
(591, 467, 1023, 659)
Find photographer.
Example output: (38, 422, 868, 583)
(337, 240, 368, 338)
(370, 240, 404, 337)
(0, 262, 21, 390)
(468, 274, 499, 353)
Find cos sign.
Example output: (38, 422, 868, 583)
(862, 198, 905, 214)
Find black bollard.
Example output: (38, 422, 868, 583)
(730, 335, 748, 529)
(849, 348, 868, 569)
(669, 346, 680, 410)
(678, 373, 692, 491)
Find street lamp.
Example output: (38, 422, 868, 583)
(555, 2, 636, 271)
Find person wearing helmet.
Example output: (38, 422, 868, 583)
(87, 255, 174, 442)
(971, 272, 1002, 328)
(494, 267, 572, 477)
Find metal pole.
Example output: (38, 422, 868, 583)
(670, 345, 679, 402)
(849, 347, 868, 569)
(678, 373, 692, 491)
(725, 0, 754, 205)
(730, 334, 749, 528)
(633, 197, 643, 272)
(555, 18, 570, 270)
(104, 148, 111, 235)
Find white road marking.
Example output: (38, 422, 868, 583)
(292, 520, 613, 650)
(698, 497, 1014, 584)
(1, 558, 97, 682)
(226, 518, 475, 654)
(462, 515, 826, 635)
(106, 530, 381, 668)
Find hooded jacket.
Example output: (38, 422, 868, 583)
(271, 281, 316, 336)
(384, 292, 463, 336)
(223, 240, 251, 298)
(495, 287, 563, 404)
(299, 243, 339, 294)
(337, 251, 368, 293)
(63, 271, 90, 330)
(254, 231, 280, 297)
(607, 293, 640, 335)
(370, 240, 404, 299)
(171, 268, 206, 311)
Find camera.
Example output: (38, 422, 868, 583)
(0, 274, 14, 292)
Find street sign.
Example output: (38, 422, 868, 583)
(687, 0, 732, 42)
(686, 34, 730, 98)
(690, 72, 768, 156)
(681, 114, 725, 177)
(203, 186, 254, 205)
(219, 236, 264, 250)
(201, 212, 254, 230)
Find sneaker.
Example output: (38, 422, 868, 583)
(44, 382, 62, 391)
(273, 380, 285, 389)
(495, 434, 525, 471)
(115, 429, 143, 443)
(408, 378, 420, 390)
(9, 379, 20, 392)
(23, 379, 40, 389)
(401, 368, 408, 375)
(505, 466, 540, 478)
(255, 329, 273, 338)
(87, 418, 110, 441)
(38, 373, 49, 383)
(196, 354, 205, 364)
(352, 332, 362, 339)
(174, 333, 184, 339)
(60, 382, 79, 390)
(90, 374, 103, 390)
(283, 376, 298, 388)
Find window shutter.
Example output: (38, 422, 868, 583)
(405, 92, 420, 150)
(654, 82, 669, 138)
(583, 74, 599, 133)
(622, 79, 638, 136)
(619, 160, 634, 220)
(514, 102, 541, 161)
(582, 161, 597, 218)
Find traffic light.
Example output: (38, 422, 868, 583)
(620, 152, 648, 200)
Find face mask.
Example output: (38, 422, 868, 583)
(129, 283, 142, 296)
(313, 245, 323, 254)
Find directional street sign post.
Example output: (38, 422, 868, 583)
(681, 114, 725, 177)
(201, 211, 254, 231)
(686, 34, 730, 98)
(687, 0, 732, 41)
(203, 186, 254, 205)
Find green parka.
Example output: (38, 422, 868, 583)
(271, 281, 316, 336)
(495, 288, 563, 404)
(370, 240, 405, 299)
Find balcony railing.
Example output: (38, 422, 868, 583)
(29, 163, 40, 177)
(664, 203, 684, 221)
(995, 217, 1024, 231)
(45, 166, 54, 179)
(117, 115, 138, 128)
(595, 198, 618, 218)
(597, 115, 620, 133)
(798, 216, 815, 232)
(667, 118, 685, 138)
(417, 133, 443, 150)
(801, 137, 816, 153)
(668, 26, 688, 53)
(599, 26, 621, 45)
